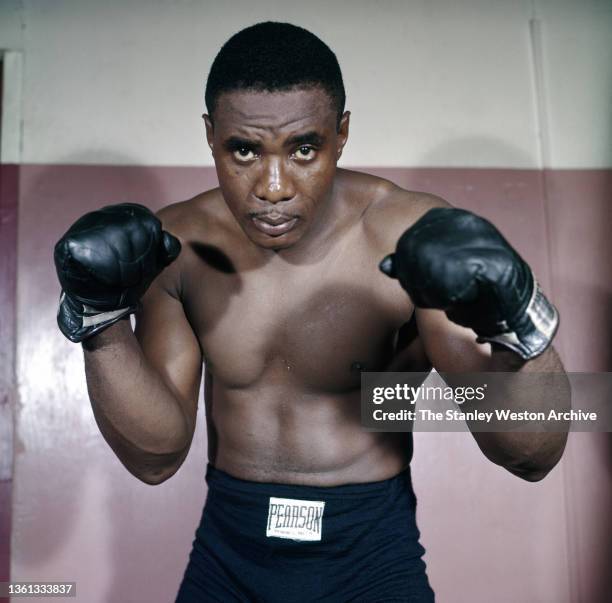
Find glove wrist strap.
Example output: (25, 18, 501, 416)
(476, 274, 559, 360)
(57, 291, 135, 343)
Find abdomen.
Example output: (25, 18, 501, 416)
(205, 377, 413, 486)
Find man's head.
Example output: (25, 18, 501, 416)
(203, 22, 350, 251)
(205, 21, 345, 127)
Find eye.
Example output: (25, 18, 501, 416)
(293, 145, 316, 160)
(233, 147, 257, 162)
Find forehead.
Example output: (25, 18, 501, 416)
(212, 88, 337, 135)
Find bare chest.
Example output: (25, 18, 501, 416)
(182, 252, 403, 393)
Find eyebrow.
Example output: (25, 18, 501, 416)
(222, 131, 326, 152)
(285, 131, 326, 147)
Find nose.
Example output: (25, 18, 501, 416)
(253, 158, 296, 203)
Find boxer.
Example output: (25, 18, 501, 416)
(54, 22, 567, 602)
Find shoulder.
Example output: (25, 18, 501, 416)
(360, 181, 452, 254)
(155, 188, 235, 244)
(155, 188, 225, 234)
(151, 188, 234, 296)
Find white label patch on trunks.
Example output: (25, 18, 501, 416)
(266, 497, 325, 541)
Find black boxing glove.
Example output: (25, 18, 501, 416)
(379, 207, 559, 360)
(54, 203, 181, 343)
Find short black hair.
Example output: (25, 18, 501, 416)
(205, 22, 345, 126)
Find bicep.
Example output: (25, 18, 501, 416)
(134, 276, 203, 434)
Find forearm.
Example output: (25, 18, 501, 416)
(83, 320, 192, 483)
(471, 346, 570, 481)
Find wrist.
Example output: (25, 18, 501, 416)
(81, 317, 133, 352)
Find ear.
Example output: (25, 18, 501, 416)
(203, 115, 214, 152)
(336, 111, 350, 160)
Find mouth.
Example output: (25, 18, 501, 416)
(250, 213, 300, 237)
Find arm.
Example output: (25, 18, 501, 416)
(84, 268, 202, 485)
(55, 203, 202, 484)
(377, 197, 568, 481)
(415, 308, 568, 481)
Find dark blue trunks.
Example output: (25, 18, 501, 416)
(176, 464, 435, 602)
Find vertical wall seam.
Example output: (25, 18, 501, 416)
(529, 16, 577, 603)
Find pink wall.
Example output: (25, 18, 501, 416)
(7, 164, 612, 602)
(544, 169, 612, 602)
(0, 164, 18, 603)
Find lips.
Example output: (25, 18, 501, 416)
(251, 213, 299, 237)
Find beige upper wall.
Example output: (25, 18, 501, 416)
(1, 0, 610, 168)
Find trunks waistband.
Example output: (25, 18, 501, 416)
(205, 463, 413, 500)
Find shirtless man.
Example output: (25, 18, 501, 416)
(54, 22, 567, 602)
